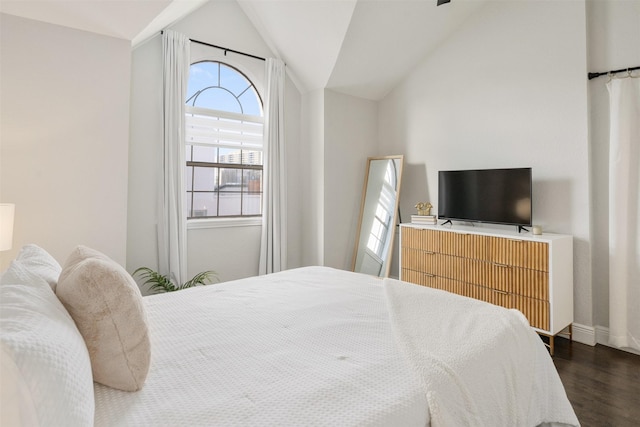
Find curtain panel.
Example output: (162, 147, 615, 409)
(159, 30, 190, 286)
(259, 58, 287, 275)
(607, 75, 640, 351)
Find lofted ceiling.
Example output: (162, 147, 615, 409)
(0, 0, 487, 100)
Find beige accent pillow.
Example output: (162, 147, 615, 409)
(57, 246, 151, 391)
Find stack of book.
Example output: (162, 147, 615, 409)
(411, 215, 437, 225)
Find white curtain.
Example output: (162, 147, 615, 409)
(159, 31, 190, 285)
(607, 74, 640, 351)
(259, 58, 287, 275)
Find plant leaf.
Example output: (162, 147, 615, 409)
(133, 267, 176, 294)
(180, 270, 218, 290)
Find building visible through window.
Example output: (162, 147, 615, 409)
(185, 61, 263, 218)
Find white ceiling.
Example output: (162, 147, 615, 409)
(0, 0, 487, 100)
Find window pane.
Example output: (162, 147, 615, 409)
(219, 168, 242, 191)
(219, 148, 241, 165)
(186, 145, 192, 162)
(193, 146, 217, 163)
(185, 166, 193, 191)
(193, 192, 217, 217)
(243, 193, 262, 215)
(193, 87, 241, 113)
(218, 192, 241, 216)
(193, 167, 217, 191)
(239, 88, 262, 116)
(186, 192, 193, 217)
(220, 64, 250, 97)
(242, 150, 263, 166)
(186, 62, 219, 103)
(244, 170, 261, 193)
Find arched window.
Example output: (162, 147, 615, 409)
(185, 61, 263, 218)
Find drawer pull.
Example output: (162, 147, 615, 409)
(422, 251, 436, 255)
(493, 263, 512, 268)
(493, 289, 509, 295)
(424, 273, 436, 278)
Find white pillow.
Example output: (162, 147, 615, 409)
(57, 245, 151, 392)
(0, 244, 61, 291)
(0, 261, 95, 426)
(0, 343, 38, 427)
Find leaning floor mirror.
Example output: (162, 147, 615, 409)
(352, 155, 404, 277)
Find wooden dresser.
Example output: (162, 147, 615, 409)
(399, 223, 573, 354)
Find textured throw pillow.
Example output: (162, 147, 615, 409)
(56, 245, 151, 391)
(0, 244, 61, 291)
(0, 263, 95, 426)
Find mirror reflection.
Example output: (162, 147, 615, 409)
(352, 155, 404, 277)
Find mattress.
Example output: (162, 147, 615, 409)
(94, 266, 428, 426)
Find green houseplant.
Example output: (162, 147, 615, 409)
(133, 267, 218, 294)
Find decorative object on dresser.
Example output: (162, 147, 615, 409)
(411, 215, 437, 225)
(399, 223, 573, 355)
(414, 202, 433, 216)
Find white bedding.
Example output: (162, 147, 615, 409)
(94, 266, 578, 426)
(384, 278, 579, 427)
(94, 266, 428, 426)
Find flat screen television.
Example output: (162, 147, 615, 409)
(438, 167, 532, 229)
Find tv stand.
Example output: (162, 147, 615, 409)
(440, 220, 452, 226)
(518, 225, 529, 233)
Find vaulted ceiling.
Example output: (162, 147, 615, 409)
(0, 0, 487, 100)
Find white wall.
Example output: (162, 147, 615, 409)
(586, 0, 640, 331)
(0, 13, 131, 268)
(127, 0, 303, 288)
(378, 1, 592, 325)
(300, 90, 325, 266)
(323, 89, 378, 270)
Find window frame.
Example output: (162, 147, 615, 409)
(184, 60, 264, 225)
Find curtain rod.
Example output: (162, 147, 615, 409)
(588, 65, 639, 80)
(161, 31, 265, 62)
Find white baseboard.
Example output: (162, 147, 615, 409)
(594, 325, 640, 356)
(569, 323, 640, 355)
(571, 323, 596, 346)
(595, 325, 610, 346)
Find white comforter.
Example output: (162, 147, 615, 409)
(94, 267, 427, 426)
(384, 277, 579, 427)
(94, 267, 578, 426)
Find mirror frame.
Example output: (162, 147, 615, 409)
(351, 155, 404, 277)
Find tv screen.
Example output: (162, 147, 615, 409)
(438, 168, 532, 227)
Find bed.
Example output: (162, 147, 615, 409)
(1, 245, 579, 426)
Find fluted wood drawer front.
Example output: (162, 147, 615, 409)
(437, 255, 488, 286)
(467, 286, 549, 331)
(488, 264, 549, 300)
(439, 232, 489, 260)
(402, 227, 439, 252)
(468, 285, 511, 308)
(510, 296, 550, 331)
(401, 269, 438, 288)
(488, 237, 549, 271)
(402, 248, 438, 274)
(433, 277, 472, 297)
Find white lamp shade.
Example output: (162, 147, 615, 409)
(0, 204, 15, 251)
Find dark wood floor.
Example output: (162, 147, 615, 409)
(552, 337, 640, 427)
